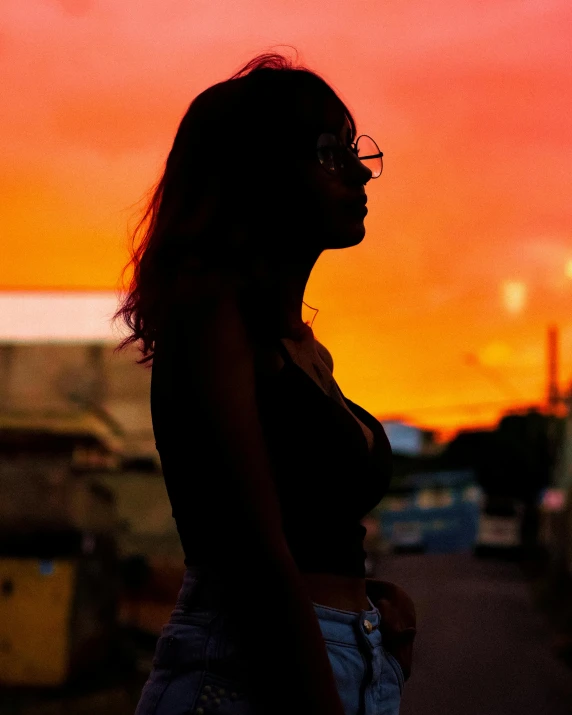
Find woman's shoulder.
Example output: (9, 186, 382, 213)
(151, 272, 247, 388)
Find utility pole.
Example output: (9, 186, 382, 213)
(546, 325, 560, 412)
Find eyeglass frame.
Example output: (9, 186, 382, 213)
(316, 133, 384, 178)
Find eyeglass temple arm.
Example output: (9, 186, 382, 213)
(356, 151, 383, 160)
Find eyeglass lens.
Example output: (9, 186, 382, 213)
(356, 135, 383, 178)
(317, 133, 383, 178)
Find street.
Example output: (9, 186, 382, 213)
(2, 553, 572, 714)
(377, 553, 572, 715)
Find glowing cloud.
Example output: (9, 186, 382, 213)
(2, 0, 571, 433)
(502, 281, 527, 315)
(478, 341, 513, 368)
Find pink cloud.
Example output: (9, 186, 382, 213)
(3, 0, 572, 428)
(54, 0, 93, 18)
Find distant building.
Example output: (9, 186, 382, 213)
(0, 340, 181, 563)
(0, 411, 120, 538)
(381, 420, 423, 457)
(381, 419, 442, 458)
(0, 341, 156, 461)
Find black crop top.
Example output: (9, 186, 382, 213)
(151, 334, 393, 579)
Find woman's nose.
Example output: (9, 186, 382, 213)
(346, 152, 373, 184)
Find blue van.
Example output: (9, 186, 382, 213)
(376, 470, 483, 554)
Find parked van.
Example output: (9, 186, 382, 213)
(375, 470, 482, 555)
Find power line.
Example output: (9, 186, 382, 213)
(379, 397, 540, 417)
(463, 352, 523, 400)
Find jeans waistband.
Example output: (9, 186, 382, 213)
(174, 568, 381, 648)
(312, 599, 381, 649)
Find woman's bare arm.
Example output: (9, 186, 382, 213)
(153, 276, 345, 715)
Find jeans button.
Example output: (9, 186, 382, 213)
(363, 619, 373, 634)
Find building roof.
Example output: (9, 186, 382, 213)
(0, 410, 123, 453)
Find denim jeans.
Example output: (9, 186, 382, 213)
(135, 568, 403, 715)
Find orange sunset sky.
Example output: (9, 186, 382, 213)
(2, 0, 571, 436)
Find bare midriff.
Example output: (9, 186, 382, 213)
(301, 572, 370, 613)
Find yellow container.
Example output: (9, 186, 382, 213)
(0, 558, 76, 686)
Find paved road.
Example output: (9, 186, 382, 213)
(376, 552, 572, 715)
(3, 553, 571, 714)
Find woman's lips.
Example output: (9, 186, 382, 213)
(346, 202, 368, 218)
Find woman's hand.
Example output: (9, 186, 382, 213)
(366, 579, 417, 680)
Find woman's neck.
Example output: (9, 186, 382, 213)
(265, 248, 322, 339)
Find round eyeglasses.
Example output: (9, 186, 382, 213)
(317, 133, 383, 178)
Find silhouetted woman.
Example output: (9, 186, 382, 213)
(114, 51, 415, 715)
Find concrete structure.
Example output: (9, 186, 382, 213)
(0, 340, 156, 461)
(0, 339, 182, 562)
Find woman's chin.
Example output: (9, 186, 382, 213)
(332, 222, 366, 249)
(313, 216, 367, 250)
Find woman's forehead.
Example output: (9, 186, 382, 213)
(295, 87, 349, 133)
(321, 115, 352, 144)
(320, 98, 350, 133)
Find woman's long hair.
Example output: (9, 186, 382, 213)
(112, 50, 357, 366)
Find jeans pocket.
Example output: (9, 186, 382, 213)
(134, 633, 180, 715)
(134, 666, 175, 715)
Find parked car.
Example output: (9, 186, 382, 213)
(474, 495, 524, 557)
(362, 513, 391, 576)
(376, 471, 483, 555)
